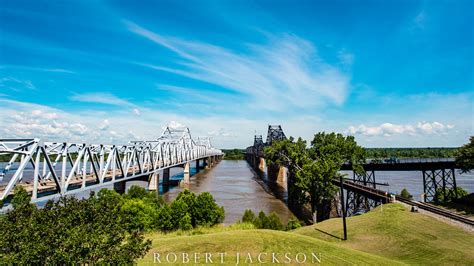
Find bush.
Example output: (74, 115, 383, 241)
(435, 187, 469, 203)
(240, 209, 301, 231)
(156, 204, 173, 231)
(399, 188, 413, 200)
(241, 209, 256, 223)
(286, 218, 302, 230)
(194, 192, 225, 226)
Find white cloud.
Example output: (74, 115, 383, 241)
(347, 122, 454, 137)
(133, 108, 141, 116)
(126, 21, 350, 110)
(70, 92, 134, 106)
(99, 119, 110, 130)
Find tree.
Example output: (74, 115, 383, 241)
(265, 132, 365, 223)
(399, 188, 413, 200)
(455, 136, 474, 173)
(241, 209, 256, 223)
(0, 187, 151, 264)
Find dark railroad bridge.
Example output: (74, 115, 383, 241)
(245, 125, 460, 217)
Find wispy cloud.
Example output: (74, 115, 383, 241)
(0, 77, 37, 91)
(69, 92, 135, 106)
(1, 65, 75, 74)
(126, 21, 350, 111)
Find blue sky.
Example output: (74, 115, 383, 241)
(0, 0, 472, 148)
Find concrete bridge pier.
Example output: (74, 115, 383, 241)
(195, 159, 200, 173)
(267, 164, 286, 182)
(148, 172, 159, 191)
(183, 162, 191, 184)
(162, 168, 170, 186)
(113, 180, 126, 194)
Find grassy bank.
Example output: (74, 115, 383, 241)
(138, 203, 474, 265)
(139, 224, 398, 265)
(295, 203, 474, 264)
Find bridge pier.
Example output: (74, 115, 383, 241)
(113, 180, 126, 194)
(422, 168, 457, 202)
(183, 162, 190, 184)
(346, 170, 379, 216)
(148, 172, 159, 191)
(162, 168, 170, 186)
(195, 159, 200, 173)
(259, 158, 266, 172)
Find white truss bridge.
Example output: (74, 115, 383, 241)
(0, 126, 223, 205)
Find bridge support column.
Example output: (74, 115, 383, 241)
(162, 168, 170, 186)
(422, 168, 457, 203)
(183, 162, 190, 184)
(113, 181, 126, 194)
(148, 172, 159, 191)
(345, 170, 378, 216)
(205, 157, 212, 169)
(259, 158, 266, 172)
(195, 159, 200, 172)
(277, 166, 287, 183)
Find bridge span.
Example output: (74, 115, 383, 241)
(0, 126, 223, 208)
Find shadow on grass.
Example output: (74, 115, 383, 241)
(313, 228, 344, 240)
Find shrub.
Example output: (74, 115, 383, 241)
(286, 218, 302, 230)
(179, 213, 193, 231)
(241, 209, 256, 223)
(266, 212, 284, 230)
(400, 188, 413, 200)
(156, 204, 173, 231)
(435, 187, 469, 203)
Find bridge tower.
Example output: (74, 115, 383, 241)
(422, 168, 457, 203)
(266, 125, 286, 145)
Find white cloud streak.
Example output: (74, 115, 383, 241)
(126, 21, 351, 111)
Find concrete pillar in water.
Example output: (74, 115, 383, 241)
(113, 181, 126, 194)
(148, 172, 159, 191)
(206, 157, 212, 169)
(162, 168, 170, 186)
(183, 162, 190, 184)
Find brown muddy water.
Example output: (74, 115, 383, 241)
(160, 160, 295, 224)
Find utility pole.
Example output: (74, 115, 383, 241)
(339, 175, 348, 240)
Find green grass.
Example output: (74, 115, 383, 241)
(138, 203, 474, 265)
(139, 227, 399, 265)
(294, 203, 474, 265)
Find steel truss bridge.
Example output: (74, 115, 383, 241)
(245, 125, 460, 218)
(0, 126, 223, 206)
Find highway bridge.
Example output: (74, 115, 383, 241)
(0, 126, 223, 208)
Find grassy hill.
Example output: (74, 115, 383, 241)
(138, 203, 474, 265)
(138, 227, 399, 265)
(295, 203, 474, 265)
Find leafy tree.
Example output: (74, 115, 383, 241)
(156, 204, 174, 231)
(399, 188, 413, 200)
(455, 136, 474, 173)
(265, 132, 365, 222)
(194, 192, 224, 226)
(435, 187, 469, 203)
(178, 213, 193, 230)
(0, 187, 151, 264)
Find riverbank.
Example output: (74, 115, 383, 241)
(138, 203, 474, 265)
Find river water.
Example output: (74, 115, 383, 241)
(2, 160, 473, 222)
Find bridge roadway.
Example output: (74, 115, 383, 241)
(0, 126, 223, 207)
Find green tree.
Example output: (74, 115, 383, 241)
(400, 188, 413, 200)
(194, 192, 225, 226)
(241, 209, 256, 223)
(265, 132, 365, 223)
(455, 136, 474, 173)
(0, 187, 151, 264)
